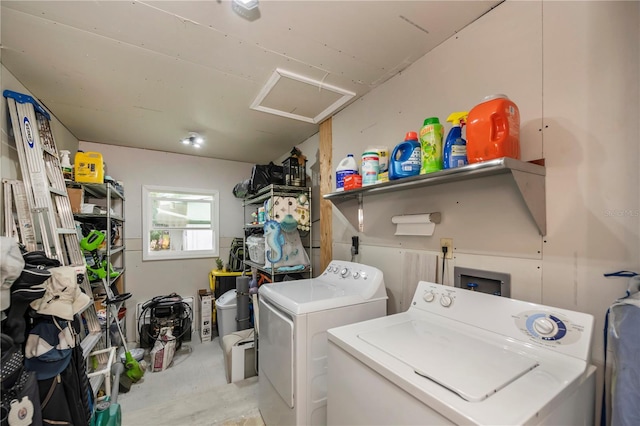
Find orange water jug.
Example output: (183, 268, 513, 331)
(466, 94, 520, 163)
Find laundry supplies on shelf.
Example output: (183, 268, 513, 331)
(361, 150, 380, 186)
(335, 154, 358, 192)
(443, 111, 469, 169)
(419, 117, 445, 174)
(467, 94, 520, 163)
(389, 131, 421, 180)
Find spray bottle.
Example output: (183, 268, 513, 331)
(443, 112, 469, 169)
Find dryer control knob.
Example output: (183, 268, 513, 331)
(440, 294, 453, 307)
(340, 268, 349, 277)
(352, 271, 360, 279)
(533, 317, 556, 336)
(423, 292, 435, 303)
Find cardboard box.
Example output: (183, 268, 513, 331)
(92, 287, 106, 312)
(67, 187, 84, 214)
(198, 289, 213, 342)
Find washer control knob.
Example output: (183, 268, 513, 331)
(333, 267, 339, 274)
(533, 317, 556, 336)
(423, 292, 435, 303)
(440, 294, 453, 307)
(352, 271, 360, 279)
(340, 268, 349, 277)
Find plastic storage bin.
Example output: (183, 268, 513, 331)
(215, 289, 237, 344)
(246, 235, 265, 264)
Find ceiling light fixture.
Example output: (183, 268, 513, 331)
(180, 132, 204, 148)
(232, 0, 260, 21)
(233, 0, 259, 11)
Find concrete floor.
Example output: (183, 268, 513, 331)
(118, 336, 263, 425)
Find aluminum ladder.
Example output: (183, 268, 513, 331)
(3, 179, 37, 252)
(3, 90, 105, 364)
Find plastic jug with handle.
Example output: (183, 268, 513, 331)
(466, 94, 520, 163)
(389, 132, 421, 180)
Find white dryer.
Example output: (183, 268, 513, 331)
(327, 281, 596, 425)
(258, 260, 387, 426)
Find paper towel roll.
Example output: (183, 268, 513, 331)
(391, 213, 441, 236)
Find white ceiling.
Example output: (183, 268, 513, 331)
(1, 0, 500, 164)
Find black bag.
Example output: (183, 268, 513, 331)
(1, 370, 42, 426)
(21, 251, 61, 269)
(249, 162, 284, 194)
(232, 179, 251, 199)
(67, 324, 92, 425)
(38, 374, 73, 425)
(1, 335, 23, 392)
(1, 334, 42, 426)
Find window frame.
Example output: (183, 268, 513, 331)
(142, 185, 220, 261)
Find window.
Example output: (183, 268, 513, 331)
(142, 185, 219, 261)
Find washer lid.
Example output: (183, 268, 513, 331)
(358, 319, 539, 402)
(259, 278, 383, 315)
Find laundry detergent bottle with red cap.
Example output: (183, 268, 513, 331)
(389, 131, 422, 180)
(466, 94, 520, 163)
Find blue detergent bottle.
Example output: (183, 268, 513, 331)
(443, 111, 469, 169)
(389, 132, 421, 180)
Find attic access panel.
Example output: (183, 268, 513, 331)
(250, 68, 355, 124)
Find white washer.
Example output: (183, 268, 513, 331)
(327, 281, 596, 425)
(258, 261, 387, 426)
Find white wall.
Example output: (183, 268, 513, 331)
(80, 141, 253, 341)
(321, 0, 639, 421)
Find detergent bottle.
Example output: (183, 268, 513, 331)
(389, 132, 421, 180)
(335, 154, 358, 192)
(443, 111, 469, 169)
(466, 94, 520, 163)
(419, 117, 445, 174)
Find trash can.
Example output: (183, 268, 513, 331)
(215, 289, 237, 345)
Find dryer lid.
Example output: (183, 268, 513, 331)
(358, 319, 539, 402)
(259, 278, 384, 315)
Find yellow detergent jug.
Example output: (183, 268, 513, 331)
(75, 151, 104, 183)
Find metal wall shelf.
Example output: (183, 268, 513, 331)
(323, 157, 546, 235)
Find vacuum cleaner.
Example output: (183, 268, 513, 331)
(91, 362, 124, 426)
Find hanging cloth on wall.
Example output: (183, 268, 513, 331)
(600, 271, 640, 426)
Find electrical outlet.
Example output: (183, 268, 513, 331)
(440, 238, 453, 259)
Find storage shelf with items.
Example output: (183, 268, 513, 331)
(67, 181, 127, 347)
(324, 157, 546, 236)
(242, 184, 312, 282)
